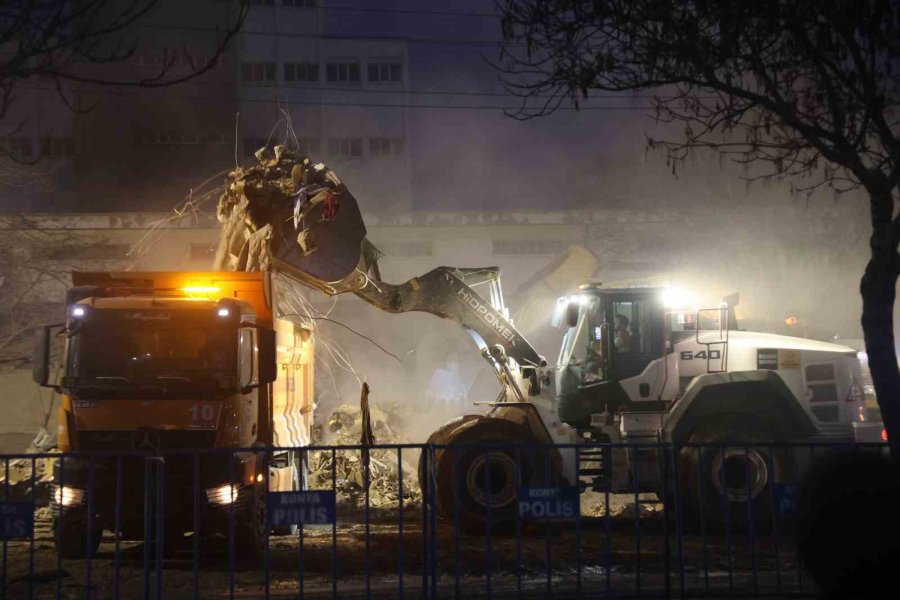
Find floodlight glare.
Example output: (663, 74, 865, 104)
(661, 287, 693, 308)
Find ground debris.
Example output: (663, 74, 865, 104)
(0, 450, 57, 503)
(309, 403, 422, 509)
(581, 491, 663, 521)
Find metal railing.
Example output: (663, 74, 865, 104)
(0, 440, 888, 599)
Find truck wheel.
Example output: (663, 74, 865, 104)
(679, 426, 783, 532)
(235, 482, 267, 560)
(421, 418, 553, 534)
(54, 509, 102, 559)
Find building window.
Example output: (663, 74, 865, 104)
(40, 244, 130, 261)
(369, 137, 404, 157)
(196, 132, 229, 145)
(39, 137, 75, 158)
(243, 137, 268, 155)
(297, 137, 320, 155)
(190, 243, 216, 261)
(374, 241, 433, 257)
(492, 240, 566, 255)
(284, 62, 319, 83)
(283, 0, 315, 6)
(134, 48, 223, 71)
(367, 62, 402, 83)
(327, 137, 362, 158)
(245, 137, 319, 156)
(241, 62, 276, 83)
(0, 137, 33, 160)
(325, 61, 360, 83)
(137, 131, 228, 146)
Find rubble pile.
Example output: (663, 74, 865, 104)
(308, 403, 422, 509)
(0, 453, 56, 503)
(581, 491, 664, 522)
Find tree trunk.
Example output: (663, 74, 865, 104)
(860, 187, 900, 457)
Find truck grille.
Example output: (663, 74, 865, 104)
(77, 430, 217, 451)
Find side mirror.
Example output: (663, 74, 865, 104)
(257, 327, 277, 386)
(32, 325, 58, 387)
(241, 326, 277, 393)
(565, 302, 580, 328)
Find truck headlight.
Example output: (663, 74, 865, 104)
(53, 485, 84, 507)
(206, 484, 240, 505)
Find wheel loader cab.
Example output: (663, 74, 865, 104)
(556, 286, 666, 427)
(561, 286, 665, 383)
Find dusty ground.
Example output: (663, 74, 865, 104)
(0, 498, 810, 600)
(0, 425, 810, 598)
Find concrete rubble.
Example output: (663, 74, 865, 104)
(0, 451, 56, 505)
(581, 491, 664, 521)
(309, 403, 422, 509)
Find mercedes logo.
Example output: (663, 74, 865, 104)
(132, 427, 160, 452)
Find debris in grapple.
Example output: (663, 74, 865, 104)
(214, 145, 357, 275)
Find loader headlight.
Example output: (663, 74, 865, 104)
(206, 484, 240, 505)
(70, 306, 87, 318)
(662, 287, 693, 309)
(53, 485, 85, 507)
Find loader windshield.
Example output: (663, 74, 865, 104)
(559, 291, 663, 382)
(66, 309, 236, 395)
(559, 295, 607, 380)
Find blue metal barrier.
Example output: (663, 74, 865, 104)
(0, 440, 889, 599)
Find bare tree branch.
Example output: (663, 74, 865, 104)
(0, 0, 249, 162)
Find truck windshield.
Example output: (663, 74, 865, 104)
(67, 310, 236, 394)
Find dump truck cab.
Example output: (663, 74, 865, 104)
(33, 272, 314, 558)
(57, 294, 267, 450)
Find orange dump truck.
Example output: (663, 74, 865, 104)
(32, 272, 314, 558)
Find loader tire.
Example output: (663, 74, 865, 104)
(420, 417, 555, 534)
(678, 419, 787, 533)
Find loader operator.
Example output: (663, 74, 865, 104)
(614, 314, 632, 353)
